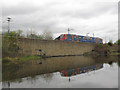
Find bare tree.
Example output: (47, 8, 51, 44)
(42, 30, 53, 40)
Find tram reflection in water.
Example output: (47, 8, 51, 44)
(60, 64, 103, 77)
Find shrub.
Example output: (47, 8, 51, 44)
(108, 42, 113, 46)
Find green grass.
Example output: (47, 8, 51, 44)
(20, 55, 41, 61)
(2, 55, 41, 63)
(110, 52, 120, 55)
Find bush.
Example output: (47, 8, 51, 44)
(108, 40, 113, 46)
(2, 32, 19, 57)
(108, 42, 113, 46)
(94, 44, 110, 55)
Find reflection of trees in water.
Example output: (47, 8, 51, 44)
(3, 55, 119, 83)
(25, 76, 39, 84)
(2, 76, 39, 88)
(2, 63, 20, 81)
(8, 73, 54, 84)
(41, 73, 53, 83)
(108, 61, 113, 66)
(93, 55, 118, 65)
(91, 55, 120, 68)
(0, 61, 1, 82)
(117, 55, 120, 67)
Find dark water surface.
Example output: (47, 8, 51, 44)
(2, 56, 119, 88)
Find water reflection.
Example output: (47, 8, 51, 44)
(118, 55, 120, 67)
(60, 64, 103, 77)
(2, 55, 118, 88)
(40, 73, 54, 83)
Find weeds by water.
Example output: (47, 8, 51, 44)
(2, 55, 41, 63)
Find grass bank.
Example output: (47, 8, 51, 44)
(84, 43, 119, 56)
(2, 55, 41, 63)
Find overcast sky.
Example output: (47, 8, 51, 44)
(2, 0, 119, 42)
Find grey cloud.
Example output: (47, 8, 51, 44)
(62, 2, 117, 19)
(2, 1, 64, 17)
(2, 1, 118, 42)
(3, 3, 40, 16)
(119, 31, 120, 39)
(4, 14, 59, 34)
(106, 29, 118, 34)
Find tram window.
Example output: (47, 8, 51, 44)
(95, 38, 97, 41)
(84, 37, 87, 40)
(85, 37, 87, 40)
(83, 37, 85, 40)
(79, 36, 81, 39)
(60, 35, 64, 38)
(74, 36, 77, 39)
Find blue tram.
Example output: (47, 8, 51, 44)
(55, 34, 103, 44)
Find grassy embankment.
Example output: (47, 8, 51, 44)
(2, 31, 49, 63)
(84, 43, 120, 56)
(2, 31, 120, 63)
(2, 55, 42, 64)
(3, 43, 119, 63)
(2, 35, 42, 63)
(2, 32, 41, 63)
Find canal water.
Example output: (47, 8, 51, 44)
(2, 55, 119, 88)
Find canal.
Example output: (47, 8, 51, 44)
(2, 55, 119, 88)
